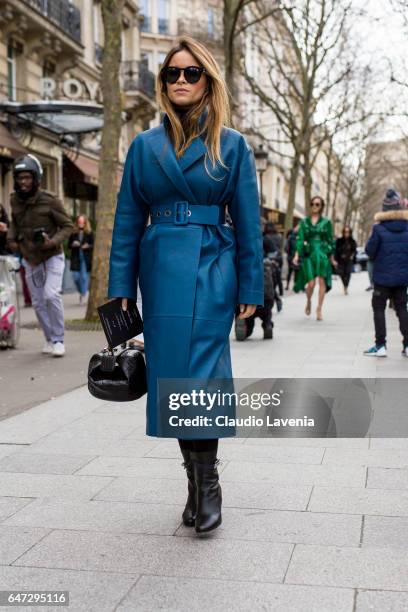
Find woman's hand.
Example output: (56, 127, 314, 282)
(71, 240, 81, 248)
(331, 256, 338, 268)
(81, 243, 90, 250)
(238, 304, 257, 319)
(121, 298, 128, 311)
(292, 253, 299, 266)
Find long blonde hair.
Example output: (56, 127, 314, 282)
(156, 36, 230, 169)
(75, 214, 92, 234)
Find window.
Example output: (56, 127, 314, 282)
(157, 0, 169, 34)
(158, 51, 167, 69)
(140, 50, 153, 71)
(7, 41, 16, 101)
(43, 59, 56, 78)
(140, 0, 151, 32)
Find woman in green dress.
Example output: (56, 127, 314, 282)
(292, 196, 336, 320)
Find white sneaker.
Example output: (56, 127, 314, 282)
(52, 342, 66, 357)
(42, 341, 54, 354)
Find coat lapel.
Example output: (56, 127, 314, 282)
(177, 135, 207, 172)
(146, 121, 207, 205)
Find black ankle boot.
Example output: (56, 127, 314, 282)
(190, 450, 222, 533)
(180, 449, 196, 527)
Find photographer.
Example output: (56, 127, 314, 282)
(7, 155, 74, 357)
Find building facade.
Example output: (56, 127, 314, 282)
(0, 0, 156, 220)
(0, 0, 348, 236)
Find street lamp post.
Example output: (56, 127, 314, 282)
(254, 144, 268, 213)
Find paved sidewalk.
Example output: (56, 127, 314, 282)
(0, 272, 407, 611)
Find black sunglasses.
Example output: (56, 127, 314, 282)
(161, 65, 206, 85)
(311, 201, 322, 207)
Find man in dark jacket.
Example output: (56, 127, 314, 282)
(263, 222, 283, 310)
(364, 188, 408, 358)
(7, 155, 74, 356)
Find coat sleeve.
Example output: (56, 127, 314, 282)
(49, 197, 75, 245)
(108, 137, 149, 300)
(228, 136, 264, 306)
(365, 226, 380, 259)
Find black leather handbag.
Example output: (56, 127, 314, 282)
(88, 343, 147, 402)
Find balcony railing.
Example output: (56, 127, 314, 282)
(121, 61, 155, 99)
(22, 0, 81, 43)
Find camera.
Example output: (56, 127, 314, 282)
(33, 227, 46, 246)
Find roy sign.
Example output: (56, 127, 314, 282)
(40, 78, 101, 102)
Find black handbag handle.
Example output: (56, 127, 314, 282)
(100, 343, 127, 372)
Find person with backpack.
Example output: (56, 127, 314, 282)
(364, 188, 408, 358)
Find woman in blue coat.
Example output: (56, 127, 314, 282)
(108, 37, 263, 533)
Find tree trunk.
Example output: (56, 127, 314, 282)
(223, 0, 242, 119)
(86, 0, 124, 320)
(303, 148, 313, 212)
(284, 155, 301, 236)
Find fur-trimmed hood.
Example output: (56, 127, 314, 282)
(374, 209, 408, 223)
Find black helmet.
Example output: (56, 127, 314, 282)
(13, 154, 43, 198)
(13, 154, 43, 181)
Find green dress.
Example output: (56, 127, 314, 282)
(294, 216, 334, 293)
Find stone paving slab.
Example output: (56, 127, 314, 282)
(322, 448, 408, 468)
(309, 486, 408, 516)
(145, 441, 325, 464)
(2, 498, 183, 536)
(369, 438, 408, 450)
(0, 525, 50, 565)
(285, 544, 408, 590)
(0, 452, 94, 475)
(367, 467, 408, 490)
(362, 515, 408, 549)
(17, 434, 149, 456)
(0, 472, 112, 500)
(175, 507, 362, 546)
(116, 575, 355, 612)
(13, 531, 294, 582)
(356, 589, 408, 612)
(221, 460, 367, 487)
(0, 497, 34, 522)
(0, 565, 138, 612)
(75, 455, 227, 479)
(0, 388, 104, 444)
(93, 476, 312, 511)
(243, 437, 370, 448)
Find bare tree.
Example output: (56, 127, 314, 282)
(242, 0, 355, 234)
(86, 0, 124, 320)
(223, 0, 280, 113)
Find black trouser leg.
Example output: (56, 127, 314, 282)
(259, 300, 273, 329)
(245, 313, 256, 338)
(286, 266, 293, 289)
(391, 286, 408, 348)
(372, 285, 389, 347)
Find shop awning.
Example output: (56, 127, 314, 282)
(65, 153, 123, 186)
(70, 153, 99, 186)
(0, 123, 27, 159)
(0, 102, 105, 135)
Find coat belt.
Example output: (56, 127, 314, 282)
(150, 202, 226, 226)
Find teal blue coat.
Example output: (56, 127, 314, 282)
(108, 116, 263, 437)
